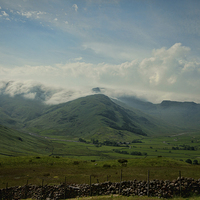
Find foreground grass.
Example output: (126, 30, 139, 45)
(1, 156, 200, 189)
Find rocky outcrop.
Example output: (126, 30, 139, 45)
(0, 177, 200, 199)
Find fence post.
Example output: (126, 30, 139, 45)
(147, 170, 150, 197)
(6, 182, 8, 200)
(90, 175, 92, 196)
(64, 176, 66, 200)
(179, 171, 181, 197)
(41, 179, 44, 200)
(25, 179, 29, 199)
(119, 169, 122, 195)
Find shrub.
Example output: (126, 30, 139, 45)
(103, 164, 111, 168)
(130, 151, 142, 155)
(118, 159, 128, 164)
(73, 161, 79, 165)
(43, 173, 50, 176)
(193, 159, 198, 165)
(185, 159, 192, 164)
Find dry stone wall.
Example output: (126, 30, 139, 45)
(1, 177, 200, 199)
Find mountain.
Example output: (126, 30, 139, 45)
(0, 94, 47, 128)
(26, 94, 149, 140)
(0, 94, 182, 142)
(117, 96, 200, 130)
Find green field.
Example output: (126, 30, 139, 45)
(1, 119, 200, 192)
(1, 154, 200, 189)
(1, 126, 200, 161)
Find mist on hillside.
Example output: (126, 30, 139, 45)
(0, 80, 144, 105)
(1, 80, 199, 105)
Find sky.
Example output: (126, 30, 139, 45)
(0, 0, 200, 103)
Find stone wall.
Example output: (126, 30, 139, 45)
(0, 177, 200, 199)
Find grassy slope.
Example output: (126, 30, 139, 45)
(26, 94, 182, 141)
(0, 125, 52, 156)
(0, 95, 47, 128)
(1, 126, 200, 161)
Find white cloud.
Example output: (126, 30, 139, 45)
(1, 11, 9, 16)
(16, 10, 46, 19)
(74, 57, 82, 61)
(21, 11, 32, 18)
(0, 43, 200, 103)
(72, 4, 78, 12)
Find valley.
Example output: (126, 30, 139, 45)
(1, 92, 200, 198)
(0, 93, 200, 161)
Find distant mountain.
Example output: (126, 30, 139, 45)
(0, 94, 182, 142)
(0, 94, 47, 128)
(117, 96, 200, 130)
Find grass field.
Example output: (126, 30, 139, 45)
(16, 130, 200, 162)
(1, 130, 200, 191)
(1, 155, 200, 189)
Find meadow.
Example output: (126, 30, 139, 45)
(1, 154, 200, 189)
(1, 130, 200, 191)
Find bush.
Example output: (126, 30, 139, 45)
(185, 159, 192, 164)
(130, 151, 142, 155)
(103, 164, 111, 168)
(118, 159, 128, 164)
(73, 161, 79, 165)
(79, 138, 86, 143)
(193, 159, 198, 165)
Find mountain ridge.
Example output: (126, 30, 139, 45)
(0, 93, 184, 142)
(117, 96, 200, 129)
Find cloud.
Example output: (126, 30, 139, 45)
(74, 57, 83, 61)
(138, 43, 193, 87)
(16, 10, 46, 19)
(0, 43, 200, 103)
(0, 80, 95, 104)
(72, 4, 78, 12)
(1, 11, 9, 16)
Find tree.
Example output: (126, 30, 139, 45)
(185, 159, 192, 164)
(118, 159, 128, 164)
(193, 159, 198, 165)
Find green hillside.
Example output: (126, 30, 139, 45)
(0, 95, 47, 129)
(0, 125, 51, 156)
(25, 94, 181, 141)
(117, 96, 200, 130)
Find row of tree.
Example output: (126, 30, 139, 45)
(113, 149, 147, 156)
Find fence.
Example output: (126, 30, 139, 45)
(1, 170, 200, 199)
